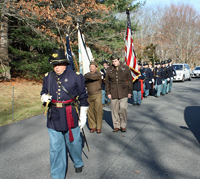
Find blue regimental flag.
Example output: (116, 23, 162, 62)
(66, 34, 75, 70)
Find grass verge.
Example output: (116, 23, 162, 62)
(0, 79, 44, 126)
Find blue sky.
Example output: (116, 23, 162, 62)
(138, 0, 200, 12)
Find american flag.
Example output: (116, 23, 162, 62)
(125, 9, 140, 82)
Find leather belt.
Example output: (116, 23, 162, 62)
(51, 101, 74, 108)
(155, 75, 162, 78)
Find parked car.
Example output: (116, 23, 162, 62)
(173, 63, 192, 82)
(192, 66, 200, 77)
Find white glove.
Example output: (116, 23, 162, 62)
(79, 106, 89, 129)
(162, 81, 165, 84)
(167, 78, 170, 81)
(100, 71, 104, 79)
(41, 94, 52, 103)
(152, 79, 154, 83)
(149, 81, 152, 84)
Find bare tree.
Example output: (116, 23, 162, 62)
(133, 3, 200, 67)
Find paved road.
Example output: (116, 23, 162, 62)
(1, 78, 200, 179)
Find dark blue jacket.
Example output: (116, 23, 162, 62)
(100, 68, 107, 90)
(162, 67, 169, 79)
(133, 73, 145, 91)
(154, 67, 164, 85)
(41, 68, 89, 131)
(143, 68, 153, 89)
(168, 65, 176, 77)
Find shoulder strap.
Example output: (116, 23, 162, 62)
(48, 72, 52, 95)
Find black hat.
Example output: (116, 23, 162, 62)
(49, 49, 70, 65)
(155, 61, 160, 65)
(138, 62, 142, 66)
(164, 60, 168, 64)
(168, 58, 172, 63)
(102, 60, 109, 64)
(143, 62, 148, 66)
(161, 61, 165, 65)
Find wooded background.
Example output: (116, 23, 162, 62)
(0, 0, 199, 81)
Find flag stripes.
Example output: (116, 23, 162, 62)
(125, 9, 140, 82)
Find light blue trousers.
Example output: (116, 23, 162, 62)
(133, 90, 142, 104)
(155, 82, 162, 97)
(162, 79, 167, 94)
(101, 90, 111, 104)
(48, 126, 83, 179)
(143, 83, 149, 97)
(169, 78, 173, 92)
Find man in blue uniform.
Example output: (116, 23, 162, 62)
(153, 62, 164, 98)
(161, 61, 169, 95)
(167, 58, 176, 93)
(40, 49, 89, 179)
(143, 62, 153, 98)
(132, 62, 145, 106)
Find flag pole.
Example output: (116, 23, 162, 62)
(12, 82, 14, 122)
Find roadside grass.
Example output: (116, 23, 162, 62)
(0, 79, 44, 126)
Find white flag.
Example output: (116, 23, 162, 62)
(78, 28, 94, 75)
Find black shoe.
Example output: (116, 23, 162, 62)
(166, 92, 168, 94)
(132, 103, 137, 106)
(144, 96, 147, 98)
(137, 104, 141, 106)
(161, 94, 165, 96)
(75, 166, 83, 173)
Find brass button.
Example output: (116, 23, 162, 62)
(58, 97, 60, 99)
(58, 93, 60, 95)
(58, 89, 61, 91)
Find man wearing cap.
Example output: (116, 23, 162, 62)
(161, 61, 169, 95)
(105, 55, 133, 132)
(40, 49, 89, 178)
(132, 62, 145, 106)
(153, 61, 164, 98)
(143, 62, 153, 98)
(100, 60, 111, 107)
(148, 61, 154, 95)
(167, 58, 176, 93)
(84, 61, 103, 133)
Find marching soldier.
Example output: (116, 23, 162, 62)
(167, 58, 176, 93)
(40, 49, 89, 178)
(161, 61, 169, 95)
(132, 62, 145, 106)
(105, 54, 133, 132)
(153, 61, 164, 98)
(100, 60, 111, 106)
(143, 62, 153, 98)
(84, 61, 103, 133)
(148, 61, 154, 95)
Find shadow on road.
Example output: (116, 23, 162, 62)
(184, 106, 200, 144)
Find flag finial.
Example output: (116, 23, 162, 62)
(126, 8, 129, 15)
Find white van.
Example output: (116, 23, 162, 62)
(173, 63, 192, 82)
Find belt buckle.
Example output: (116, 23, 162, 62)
(56, 103, 63, 107)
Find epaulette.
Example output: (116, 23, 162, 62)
(45, 72, 49, 77)
(76, 72, 80, 75)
